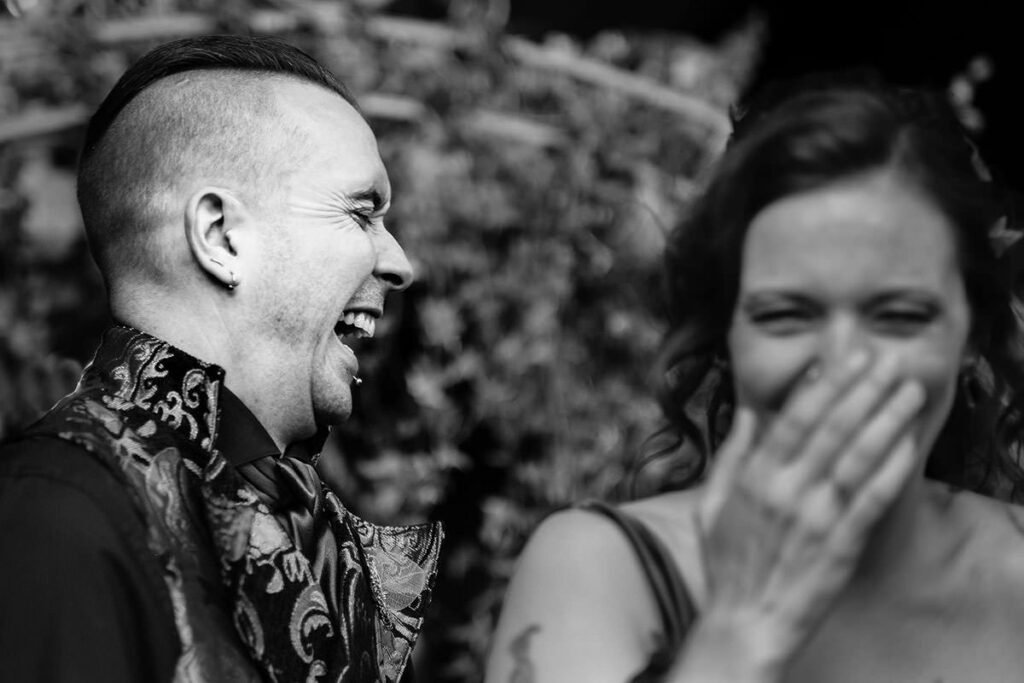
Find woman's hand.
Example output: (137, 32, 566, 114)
(680, 351, 925, 679)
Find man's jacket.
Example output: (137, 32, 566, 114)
(22, 325, 442, 682)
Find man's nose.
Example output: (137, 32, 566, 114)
(374, 229, 414, 292)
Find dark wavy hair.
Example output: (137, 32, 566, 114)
(643, 74, 1024, 502)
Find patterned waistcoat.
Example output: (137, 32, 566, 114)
(26, 326, 443, 682)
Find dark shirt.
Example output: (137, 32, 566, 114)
(217, 387, 280, 468)
(0, 388, 271, 682)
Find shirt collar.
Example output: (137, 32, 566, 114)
(86, 325, 224, 452)
(216, 386, 281, 467)
(89, 324, 328, 465)
(215, 389, 330, 466)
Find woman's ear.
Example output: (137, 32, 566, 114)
(961, 349, 979, 373)
(184, 187, 244, 291)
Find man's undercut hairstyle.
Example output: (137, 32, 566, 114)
(77, 34, 360, 284)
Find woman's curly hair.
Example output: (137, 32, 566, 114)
(642, 72, 1024, 502)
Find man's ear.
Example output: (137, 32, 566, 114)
(185, 188, 246, 291)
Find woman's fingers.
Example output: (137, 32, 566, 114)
(775, 376, 924, 546)
(830, 433, 919, 561)
(713, 407, 758, 484)
(702, 407, 759, 521)
(773, 381, 923, 580)
(758, 350, 872, 466)
(786, 353, 902, 487)
(829, 380, 925, 497)
(697, 354, 926, 667)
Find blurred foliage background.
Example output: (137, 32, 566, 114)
(0, 1, 761, 679)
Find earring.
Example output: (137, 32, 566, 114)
(958, 355, 982, 408)
(960, 353, 979, 375)
(210, 258, 238, 290)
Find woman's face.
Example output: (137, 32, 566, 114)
(727, 169, 972, 460)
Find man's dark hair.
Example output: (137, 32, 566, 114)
(79, 34, 359, 164)
(77, 34, 360, 283)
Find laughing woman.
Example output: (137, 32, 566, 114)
(485, 79, 1024, 683)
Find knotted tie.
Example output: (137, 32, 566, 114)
(237, 441, 359, 631)
(235, 444, 327, 557)
(208, 390, 440, 681)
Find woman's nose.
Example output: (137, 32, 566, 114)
(816, 316, 872, 374)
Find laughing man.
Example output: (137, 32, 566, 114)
(0, 35, 442, 683)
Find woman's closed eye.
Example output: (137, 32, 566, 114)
(746, 307, 939, 338)
(871, 306, 939, 334)
(748, 306, 817, 334)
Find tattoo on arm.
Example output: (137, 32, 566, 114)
(508, 624, 541, 683)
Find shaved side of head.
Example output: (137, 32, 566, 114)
(79, 73, 293, 281)
(76, 35, 359, 288)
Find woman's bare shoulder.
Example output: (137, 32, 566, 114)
(910, 481, 1024, 616)
(485, 506, 671, 682)
(620, 487, 709, 604)
(620, 487, 705, 523)
(944, 484, 1024, 571)
(496, 505, 667, 622)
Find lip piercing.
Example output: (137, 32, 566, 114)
(353, 377, 363, 385)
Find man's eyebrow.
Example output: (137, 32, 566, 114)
(348, 187, 389, 211)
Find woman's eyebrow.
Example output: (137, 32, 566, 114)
(864, 288, 943, 305)
(739, 288, 809, 302)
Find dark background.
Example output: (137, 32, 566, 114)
(481, 0, 1024, 191)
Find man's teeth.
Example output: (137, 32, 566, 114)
(339, 311, 376, 338)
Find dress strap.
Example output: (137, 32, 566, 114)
(576, 500, 697, 680)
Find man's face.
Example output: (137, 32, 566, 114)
(247, 80, 412, 431)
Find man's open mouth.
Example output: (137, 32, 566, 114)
(334, 311, 376, 340)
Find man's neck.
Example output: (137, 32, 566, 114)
(114, 301, 308, 452)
